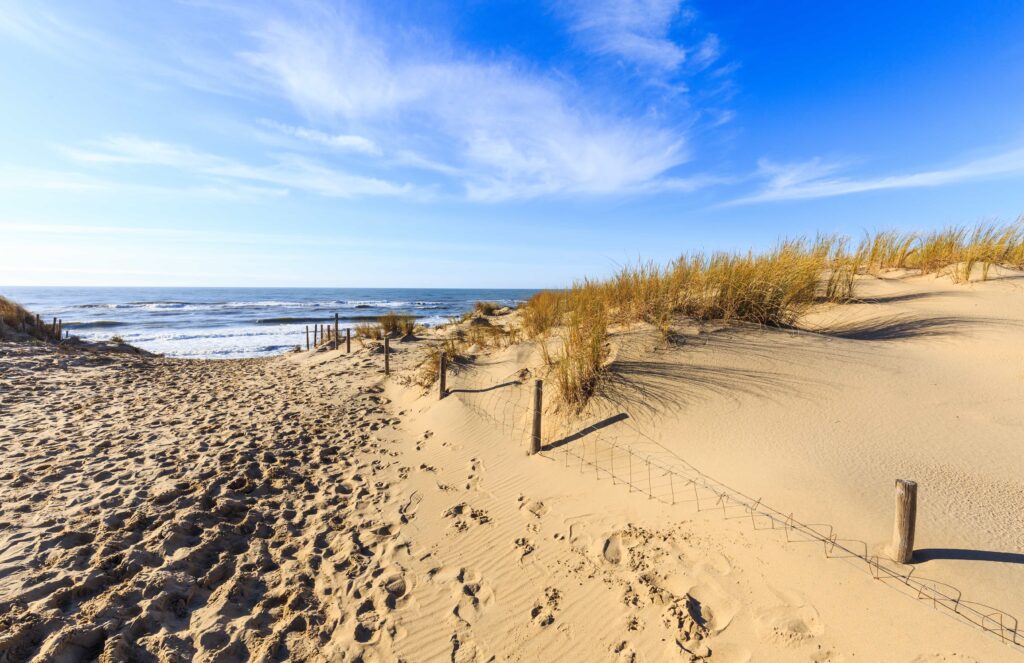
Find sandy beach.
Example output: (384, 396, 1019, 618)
(1, 271, 1022, 662)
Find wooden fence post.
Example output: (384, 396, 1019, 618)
(305, 326, 310, 350)
(892, 479, 917, 563)
(346, 327, 351, 353)
(57, 319, 62, 341)
(439, 351, 448, 399)
(384, 336, 390, 375)
(333, 313, 339, 350)
(530, 379, 543, 455)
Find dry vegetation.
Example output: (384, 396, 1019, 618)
(408, 220, 1023, 410)
(517, 220, 1024, 410)
(0, 296, 60, 343)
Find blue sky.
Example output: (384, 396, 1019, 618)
(1, 0, 1022, 287)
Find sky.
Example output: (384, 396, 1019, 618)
(1, 0, 1023, 288)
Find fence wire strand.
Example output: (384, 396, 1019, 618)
(443, 361, 1022, 650)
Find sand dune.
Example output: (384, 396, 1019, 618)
(1, 273, 1022, 661)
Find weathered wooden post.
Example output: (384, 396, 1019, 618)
(57, 319, 62, 340)
(892, 479, 918, 563)
(530, 379, 543, 455)
(305, 326, 310, 350)
(333, 313, 339, 350)
(51, 317, 57, 338)
(439, 351, 448, 399)
(346, 327, 351, 353)
(314, 325, 319, 346)
(384, 336, 390, 375)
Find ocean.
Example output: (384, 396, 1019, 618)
(2, 287, 537, 359)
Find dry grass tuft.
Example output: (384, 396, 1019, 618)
(355, 322, 382, 341)
(417, 336, 469, 387)
(552, 285, 608, 411)
(474, 301, 500, 316)
(859, 220, 1024, 281)
(0, 296, 60, 342)
(520, 219, 1024, 410)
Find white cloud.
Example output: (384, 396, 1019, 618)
(237, 3, 691, 199)
(63, 135, 418, 199)
(560, 0, 688, 70)
(261, 121, 381, 155)
(6, 0, 708, 202)
(726, 148, 1024, 206)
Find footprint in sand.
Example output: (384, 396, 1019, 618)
(452, 568, 494, 625)
(517, 495, 549, 519)
(529, 586, 562, 627)
(443, 502, 491, 533)
(514, 537, 535, 560)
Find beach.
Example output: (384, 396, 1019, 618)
(1, 271, 1022, 661)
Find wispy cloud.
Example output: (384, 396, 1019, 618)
(261, 120, 381, 155)
(559, 0, 688, 70)
(236, 2, 693, 200)
(63, 135, 419, 199)
(726, 148, 1024, 206)
(0, 0, 102, 59)
(5, 0, 718, 202)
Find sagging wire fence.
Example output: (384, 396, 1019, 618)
(434, 353, 1022, 651)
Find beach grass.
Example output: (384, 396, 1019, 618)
(521, 219, 1023, 409)
(0, 296, 57, 342)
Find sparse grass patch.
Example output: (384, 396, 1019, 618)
(355, 322, 382, 341)
(0, 296, 59, 342)
(398, 316, 417, 336)
(417, 336, 469, 387)
(0, 296, 33, 329)
(553, 285, 608, 411)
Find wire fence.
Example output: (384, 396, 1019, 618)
(440, 358, 1022, 651)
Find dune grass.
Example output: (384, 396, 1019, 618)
(0, 296, 59, 342)
(859, 220, 1024, 280)
(355, 322, 382, 341)
(517, 219, 1023, 409)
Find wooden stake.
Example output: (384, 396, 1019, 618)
(530, 379, 543, 455)
(384, 336, 390, 375)
(439, 351, 448, 399)
(892, 479, 918, 564)
(346, 327, 351, 353)
(333, 313, 339, 350)
(305, 326, 310, 351)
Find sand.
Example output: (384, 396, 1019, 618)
(0, 272, 1022, 662)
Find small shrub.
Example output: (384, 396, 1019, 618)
(474, 301, 499, 316)
(111, 335, 125, 344)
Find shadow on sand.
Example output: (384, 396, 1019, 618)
(914, 548, 1024, 566)
(544, 412, 630, 451)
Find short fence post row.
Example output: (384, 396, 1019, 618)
(530, 379, 543, 455)
(439, 351, 448, 400)
(892, 479, 917, 564)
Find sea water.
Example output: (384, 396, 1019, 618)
(2, 287, 536, 359)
